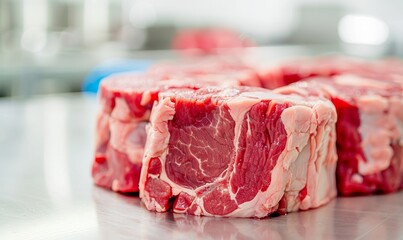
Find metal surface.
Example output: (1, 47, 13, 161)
(1, 94, 402, 240)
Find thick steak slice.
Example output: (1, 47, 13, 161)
(93, 72, 258, 192)
(139, 87, 337, 218)
(276, 75, 403, 195)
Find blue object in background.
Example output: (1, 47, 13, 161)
(82, 59, 152, 93)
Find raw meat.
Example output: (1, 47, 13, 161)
(99, 71, 260, 122)
(276, 75, 403, 195)
(139, 87, 337, 217)
(92, 71, 259, 192)
(260, 56, 403, 90)
(149, 57, 262, 87)
(92, 113, 147, 192)
(259, 56, 369, 89)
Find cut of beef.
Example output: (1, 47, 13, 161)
(260, 56, 403, 90)
(99, 71, 260, 122)
(93, 144, 143, 193)
(92, 113, 147, 192)
(139, 87, 337, 217)
(93, 55, 403, 204)
(259, 56, 368, 89)
(92, 71, 259, 192)
(275, 75, 403, 195)
(149, 57, 262, 87)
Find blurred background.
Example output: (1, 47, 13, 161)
(0, 0, 402, 98)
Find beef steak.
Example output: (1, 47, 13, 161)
(139, 87, 337, 217)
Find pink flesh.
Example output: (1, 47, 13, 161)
(92, 112, 147, 193)
(92, 144, 142, 193)
(94, 56, 403, 201)
(93, 70, 261, 193)
(276, 74, 403, 195)
(140, 87, 337, 217)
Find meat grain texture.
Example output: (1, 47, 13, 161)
(266, 57, 403, 195)
(92, 62, 261, 193)
(276, 75, 403, 195)
(92, 56, 403, 218)
(139, 87, 337, 217)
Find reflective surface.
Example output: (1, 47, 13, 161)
(1, 94, 403, 240)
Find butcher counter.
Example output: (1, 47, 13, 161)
(1, 93, 403, 240)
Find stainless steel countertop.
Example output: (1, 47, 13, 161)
(1, 94, 402, 240)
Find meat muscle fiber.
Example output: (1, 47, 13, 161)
(275, 75, 403, 195)
(92, 70, 260, 193)
(139, 87, 337, 217)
